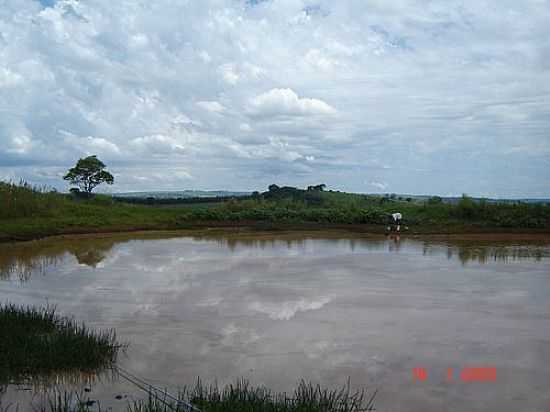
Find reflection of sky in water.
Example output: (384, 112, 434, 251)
(2, 234, 549, 282)
(1, 233, 550, 411)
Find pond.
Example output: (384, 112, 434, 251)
(1, 231, 550, 411)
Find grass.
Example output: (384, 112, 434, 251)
(179, 379, 376, 412)
(2, 380, 375, 412)
(0, 181, 70, 220)
(0, 304, 123, 385)
(36, 391, 100, 412)
(1, 180, 549, 242)
(0, 390, 101, 412)
(0, 181, 186, 240)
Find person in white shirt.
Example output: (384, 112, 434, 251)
(391, 212, 402, 232)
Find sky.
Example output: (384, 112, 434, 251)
(1, 0, 549, 197)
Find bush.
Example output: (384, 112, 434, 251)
(427, 196, 443, 205)
(454, 195, 477, 219)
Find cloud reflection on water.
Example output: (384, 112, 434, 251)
(1, 232, 550, 411)
(1, 232, 549, 282)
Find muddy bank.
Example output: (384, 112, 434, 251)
(2, 221, 550, 245)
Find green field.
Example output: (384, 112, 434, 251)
(1, 181, 549, 242)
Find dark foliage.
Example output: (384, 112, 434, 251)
(64, 156, 114, 194)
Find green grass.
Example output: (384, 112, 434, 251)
(0, 181, 70, 220)
(0, 181, 186, 240)
(1, 180, 549, 242)
(180, 379, 376, 412)
(0, 304, 123, 385)
(4, 380, 375, 412)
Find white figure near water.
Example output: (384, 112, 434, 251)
(391, 212, 402, 232)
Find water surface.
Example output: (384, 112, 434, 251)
(1, 231, 550, 411)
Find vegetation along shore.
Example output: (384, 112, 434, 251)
(1, 180, 549, 243)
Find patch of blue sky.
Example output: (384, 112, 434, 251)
(37, 0, 56, 8)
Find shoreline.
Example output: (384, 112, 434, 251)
(2, 221, 550, 244)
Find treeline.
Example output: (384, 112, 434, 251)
(113, 195, 238, 206)
(187, 198, 390, 224)
(110, 183, 330, 206)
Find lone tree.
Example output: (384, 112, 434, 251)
(64, 155, 114, 195)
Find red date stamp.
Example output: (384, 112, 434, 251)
(413, 366, 496, 382)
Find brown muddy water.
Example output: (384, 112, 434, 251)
(1, 231, 550, 411)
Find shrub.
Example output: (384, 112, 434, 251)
(454, 195, 477, 219)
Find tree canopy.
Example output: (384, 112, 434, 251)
(307, 184, 326, 192)
(63, 155, 114, 194)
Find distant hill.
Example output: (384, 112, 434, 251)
(379, 194, 550, 204)
(111, 187, 549, 205)
(114, 190, 250, 199)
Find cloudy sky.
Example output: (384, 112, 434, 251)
(1, 0, 549, 197)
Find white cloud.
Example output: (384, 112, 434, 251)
(0, 0, 548, 196)
(370, 181, 388, 190)
(243, 62, 265, 79)
(247, 88, 337, 118)
(62, 133, 120, 156)
(304, 49, 338, 72)
(130, 134, 186, 155)
(219, 63, 240, 85)
(239, 123, 252, 132)
(0, 67, 23, 88)
(196, 101, 226, 113)
(7, 135, 34, 155)
(129, 33, 149, 49)
(226, 137, 314, 163)
(198, 50, 212, 63)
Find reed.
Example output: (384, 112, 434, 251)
(2, 376, 375, 411)
(0, 304, 124, 385)
(128, 379, 376, 412)
(0, 181, 70, 220)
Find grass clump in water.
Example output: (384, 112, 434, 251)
(0, 304, 123, 384)
(129, 379, 376, 412)
(2, 379, 376, 411)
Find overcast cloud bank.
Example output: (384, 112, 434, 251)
(1, 0, 549, 197)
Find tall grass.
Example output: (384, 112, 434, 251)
(0, 304, 124, 385)
(0, 181, 70, 220)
